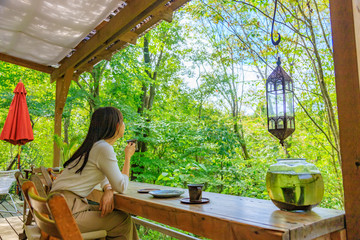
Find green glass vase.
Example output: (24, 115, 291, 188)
(266, 159, 324, 211)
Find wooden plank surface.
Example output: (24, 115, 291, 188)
(1, 200, 19, 216)
(87, 182, 345, 240)
(14, 198, 24, 222)
(329, 0, 360, 239)
(0, 201, 13, 219)
(0, 218, 18, 240)
(5, 217, 23, 235)
(0, 197, 23, 220)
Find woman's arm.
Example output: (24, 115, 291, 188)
(99, 184, 114, 217)
(98, 142, 135, 193)
(122, 142, 135, 176)
(98, 142, 135, 217)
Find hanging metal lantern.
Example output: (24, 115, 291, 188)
(266, 57, 295, 145)
(266, 0, 295, 146)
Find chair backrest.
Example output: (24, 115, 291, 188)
(0, 170, 19, 194)
(30, 166, 53, 192)
(29, 175, 47, 198)
(15, 171, 26, 186)
(47, 168, 62, 181)
(21, 181, 83, 240)
(15, 173, 34, 225)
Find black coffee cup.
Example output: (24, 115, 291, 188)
(188, 184, 204, 202)
(126, 139, 138, 151)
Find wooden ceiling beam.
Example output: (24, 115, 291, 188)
(119, 32, 139, 45)
(75, 8, 176, 75)
(75, 42, 128, 75)
(70, 0, 191, 77)
(51, 0, 170, 82)
(0, 53, 54, 74)
(162, 9, 174, 23)
(169, 0, 192, 12)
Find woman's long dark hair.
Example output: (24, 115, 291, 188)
(63, 107, 123, 173)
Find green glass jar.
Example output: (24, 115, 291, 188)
(266, 158, 324, 211)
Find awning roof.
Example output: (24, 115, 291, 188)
(0, 0, 189, 81)
(0, 0, 125, 66)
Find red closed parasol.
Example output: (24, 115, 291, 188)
(0, 80, 34, 170)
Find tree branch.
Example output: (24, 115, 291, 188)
(294, 93, 338, 153)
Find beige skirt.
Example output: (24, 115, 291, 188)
(54, 190, 139, 240)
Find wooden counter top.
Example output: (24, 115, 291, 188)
(87, 181, 345, 240)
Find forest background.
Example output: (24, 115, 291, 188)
(0, 0, 342, 215)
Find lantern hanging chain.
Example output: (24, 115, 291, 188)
(271, 0, 281, 46)
(276, 46, 281, 66)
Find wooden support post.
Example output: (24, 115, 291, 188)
(313, 229, 347, 240)
(331, 229, 347, 240)
(53, 68, 74, 167)
(329, 0, 360, 239)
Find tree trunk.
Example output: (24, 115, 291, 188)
(234, 121, 250, 160)
(132, 35, 162, 180)
(88, 61, 107, 114)
(283, 141, 291, 158)
(295, 0, 340, 164)
(64, 107, 71, 144)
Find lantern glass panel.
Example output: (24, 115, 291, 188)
(268, 82, 275, 92)
(268, 92, 276, 117)
(286, 81, 292, 91)
(269, 119, 275, 129)
(278, 119, 284, 129)
(276, 80, 283, 91)
(286, 91, 294, 117)
(276, 92, 284, 117)
(287, 119, 291, 128)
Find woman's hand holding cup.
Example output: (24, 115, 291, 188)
(125, 141, 136, 159)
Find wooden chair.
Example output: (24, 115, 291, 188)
(16, 166, 59, 239)
(15, 171, 34, 240)
(30, 166, 53, 193)
(21, 180, 107, 240)
(15, 173, 46, 222)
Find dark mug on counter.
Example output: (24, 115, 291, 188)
(188, 184, 204, 202)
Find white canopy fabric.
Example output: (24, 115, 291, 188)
(0, 0, 124, 66)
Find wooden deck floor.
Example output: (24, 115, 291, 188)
(0, 196, 24, 240)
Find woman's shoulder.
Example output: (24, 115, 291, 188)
(92, 140, 115, 155)
(93, 139, 112, 149)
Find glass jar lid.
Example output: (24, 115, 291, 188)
(268, 158, 321, 174)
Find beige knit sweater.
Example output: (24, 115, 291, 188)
(51, 140, 129, 197)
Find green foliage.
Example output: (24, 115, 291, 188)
(54, 134, 82, 165)
(0, 62, 54, 169)
(0, 6, 344, 240)
(136, 218, 201, 240)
